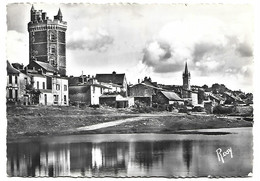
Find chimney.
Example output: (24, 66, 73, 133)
(81, 71, 84, 84)
(25, 67, 28, 74)
(138, 79, 140, 84)
(42, 12, 46, 20)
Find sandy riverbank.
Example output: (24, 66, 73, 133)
(6, 105, 253, 140)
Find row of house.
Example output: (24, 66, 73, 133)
(7, 60, 196, 109)
(7, 60, 68, 106)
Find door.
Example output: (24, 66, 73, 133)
(44, 94, 47, 105)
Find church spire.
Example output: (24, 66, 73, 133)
(184, 62, 189, 75)
(31, 4, 35, 11)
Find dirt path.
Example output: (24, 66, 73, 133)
(74, 116, 151, 131)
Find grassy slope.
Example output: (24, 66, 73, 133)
(6, 105, 253, 139)
(83, 115, 253, 134)
(7, 105, 136, 138)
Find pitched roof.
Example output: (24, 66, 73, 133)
(100, 94, 119, 98)
(96, 73, 125, 85)
(34, 61, 58, 73)
(92, 84, 111, 89)
(131, 83, 162, 90)
(161, 91, 183, 101)
(7, 61, 20, 75)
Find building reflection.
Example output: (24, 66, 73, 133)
(182, 140, 193, 173)
(7, 140, 172, 177)
(7, 136, 249, 177)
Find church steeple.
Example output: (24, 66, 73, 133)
(182, 62, 191, 98)
(31, 4, 35, 11)
(184, 62, 189, 75)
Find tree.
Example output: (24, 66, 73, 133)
(25, 84, 41, 104)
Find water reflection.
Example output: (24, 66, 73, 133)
(7, 128, 253, 177)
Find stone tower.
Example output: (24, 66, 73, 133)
(28, 5, 67, 76)
(182, 62, 191, 98)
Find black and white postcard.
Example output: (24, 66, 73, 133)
(3, 0, 257, 179)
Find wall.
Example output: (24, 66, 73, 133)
(7, 73, 31, 104)
(99, 97, 117, 107)
(152, 92, 169, 105)
(204, 102, 213, 114)
(33, 75, 46, 90)
(69, 86, 91, 105)
(18, 73, 31, 104)
(39, 92, 53, 105)
(191, 92, 198, 106)
(90, 86, 102, 105)
(134, 97, 151, 106)
(129, 84, 154, 97)
(52, 77, 69, 106)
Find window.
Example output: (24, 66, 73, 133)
(50, 33, 56, 42)
(9, 89, 13, 98)
(9, 75, 12, 84)
(37, 81, 39, 89)
(24, 77, 28, 85)
(43, 82, 45, 89)
(50, 47, 56, 54)
(100, 88, 103, 94)
(56, 84, 60, 90)
(54, 95, 59, 104)
(15, 76, 18, 84)
(93, 86, 95, 93)
(64, 85, 67, 91)
(15, 90, 18, 101)
(64, 95, 67, 104)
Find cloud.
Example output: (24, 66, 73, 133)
(6, 30, 29, 64)
(141, 16, 253, 76)
(236, 42, 253, 57)
(142, 40, 184, 73)
(67, 27, 113, 52)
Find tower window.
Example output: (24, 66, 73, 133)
(50, 33, 56, 42)
(9, 89, 13, 99)
(15, 76, 18, 84)
(15, 90, 18, 101)
(9, 75, 12, 84)
(50, 47, 56, 54)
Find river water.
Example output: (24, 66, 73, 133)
(7, 127, 253, 177)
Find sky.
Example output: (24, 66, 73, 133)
(6, 3, 254, 92)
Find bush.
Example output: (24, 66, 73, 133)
(133, 101, 156, 113)
(213, 105, 235, 114)
(179, 107, 188, 113)
(192, 106, 205, 112)
(90, 104, 100, 108)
